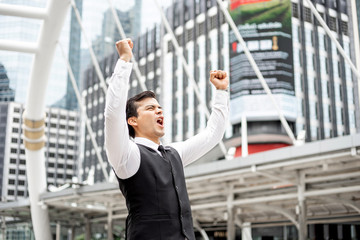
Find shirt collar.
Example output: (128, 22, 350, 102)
(134, 137, 160, 151)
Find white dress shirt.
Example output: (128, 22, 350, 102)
(104, 59, 229, 179)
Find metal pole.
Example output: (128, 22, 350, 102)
(56, 222, 61, 240)
(107, 210, 114, 240)
(216, 0, 297, 145)
(1, 217, 6, 240)
(193, 220, 210, 240)
(153, 0, 228, 156)
(241, 222, 252, 240)
(85, 219, 91, 240)
(297, 171, 307, 240)
(70, 226, 75, 240)
(23, 1, 70, 239)
(227, 185, 235, 240)
(0, 3, 47, 19)
(58, 43, 109, 181)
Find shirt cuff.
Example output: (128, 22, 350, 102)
(214, 89, 229, 106)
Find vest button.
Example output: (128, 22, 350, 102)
(175, 186, 179, 191)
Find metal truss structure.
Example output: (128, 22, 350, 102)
(0, 134, 359, 239)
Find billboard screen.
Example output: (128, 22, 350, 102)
(229, 0, 297, 124)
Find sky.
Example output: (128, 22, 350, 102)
(141, 0, 171, 33)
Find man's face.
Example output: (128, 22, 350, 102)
(130, 97, 165, 144)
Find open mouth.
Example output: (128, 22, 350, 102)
(156, 117, 164, 127)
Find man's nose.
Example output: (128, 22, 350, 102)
(156, 108, 163, 115)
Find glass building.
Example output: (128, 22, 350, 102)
(0, 63, 15, 102)
(0, 0, 74, 107)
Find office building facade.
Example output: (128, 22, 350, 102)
(0, 102, 79, 201)
(81, 0, 359, 181)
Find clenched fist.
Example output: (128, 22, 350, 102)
(116, 39, 133, 62)
(209, 70, 229, 90)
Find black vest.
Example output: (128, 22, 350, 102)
(116, 144, 195, 240)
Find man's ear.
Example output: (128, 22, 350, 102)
(127, 116, 138, 127)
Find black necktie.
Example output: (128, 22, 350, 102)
(158, 145, 170, 163)
(158, 145, 166, 158)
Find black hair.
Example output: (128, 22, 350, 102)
(126, 91, 157, 138)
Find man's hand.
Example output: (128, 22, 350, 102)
(209, 70, 229, 90)
(116, 39, 133, 62)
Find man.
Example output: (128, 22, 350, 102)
(104, 39, 229, 240)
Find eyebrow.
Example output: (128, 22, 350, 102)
(145, 104, 162, 109)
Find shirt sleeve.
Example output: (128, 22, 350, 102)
(104, 59, 141, 179)
(170, 90, 229, 166)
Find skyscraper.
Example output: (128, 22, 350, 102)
(0, 63, 15, 102)
(54, 0, 83, 111)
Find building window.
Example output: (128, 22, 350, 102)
(341, 21, 348, 35)
(8, 179, 15, 185)
(8, 190, 14, 196)
(304, 7, 312, 23)
(9, 169, 15, 174)
(10, 158, 16, 164)
(292, 3, 298, 18)
(19, 170, 25, 175)
(329, 17, 337, 32)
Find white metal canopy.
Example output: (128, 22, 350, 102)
(0, 134, 359, 237)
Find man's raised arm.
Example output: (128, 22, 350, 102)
(104, 39, 140, 179)
(170, 70, 230, 166)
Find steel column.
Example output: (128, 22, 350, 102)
(22, 1, 70, 239)
(227, 185, 235, 240)
(241, 222, 252, 240)
(297, 171, 307, 240)
(107, 210, 114, 240)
